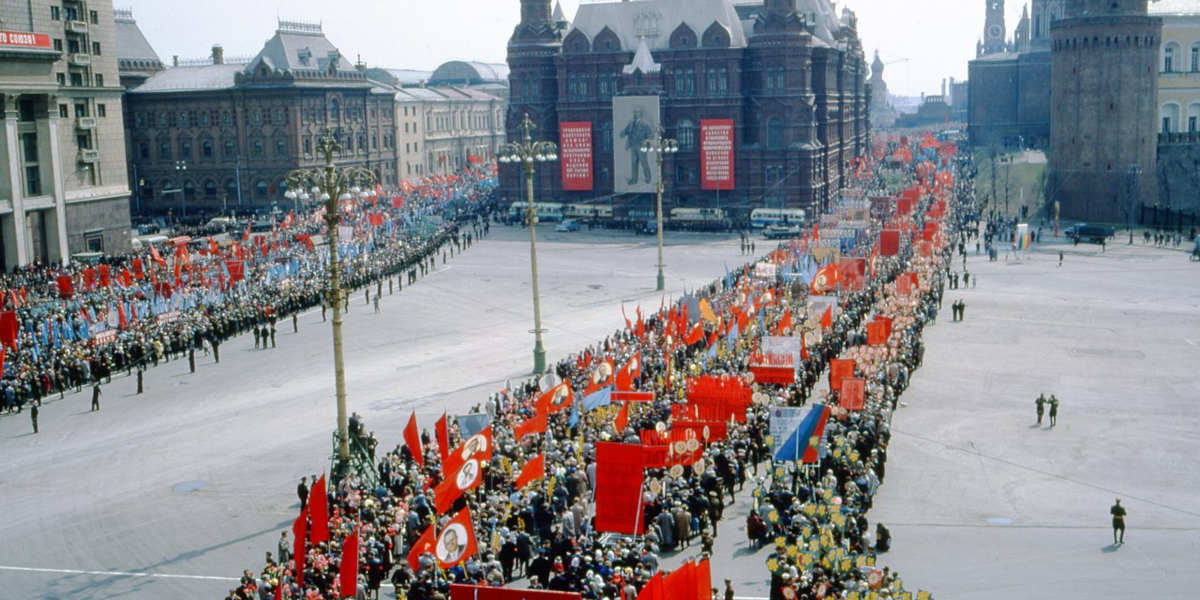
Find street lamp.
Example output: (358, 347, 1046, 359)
(640, 129, 678, 292)
(174, 160, 188, 222)
(284, 132, 375, 473)
(497, 113, 557, 374)
(1127, 164, 1141, 245)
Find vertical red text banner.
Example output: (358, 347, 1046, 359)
(560, 122, 594, 191)
(594, 442, 645, 534)
(700, 119, 735, 191)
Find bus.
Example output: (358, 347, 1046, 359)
(564, 203, 614, 222)
(750, 208, 807, 229)
(669, 207, 728, 231)
(507, 202, 565, 223)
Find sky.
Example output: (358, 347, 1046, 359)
(124, 0, 1034, 97)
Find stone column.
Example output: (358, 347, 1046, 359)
(3, 95, 29, 267)
(44, 94, 70, 264)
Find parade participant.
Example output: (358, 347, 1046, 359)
(1035, 394, 1046, 425)
(1048, 395, 1058, 427)
(91, 382, 101, 412)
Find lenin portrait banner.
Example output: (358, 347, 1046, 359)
(613, 96, 661, 194)
(700, 119, 735, 190)
(559, 122, 594, 191)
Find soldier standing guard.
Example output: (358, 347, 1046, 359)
(1110, 499, 1126, 544)
(1048, 395, 1058, 427)
(91, 383, 101, 411)
(1035, 394, 1046, 425)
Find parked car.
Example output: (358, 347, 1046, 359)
(555, 219, 581, 232)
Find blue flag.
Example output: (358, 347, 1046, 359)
(568, 396, 581, 428)
(582, 386, 612, 411)
(774, 403, 827, 462)
(455, 413, 492, 439)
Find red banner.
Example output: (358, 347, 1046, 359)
(595, 442, 645, 534)
(840, 377, 866, 411)
(559, 122, 593, 191)
(0, 31, 51, 49)
(450, 585, 581, 600)
(880, 230, 900, 256)
(829, 359, 856, 393)
(866, 320, 888, 346)
(700, 119, 735, 190)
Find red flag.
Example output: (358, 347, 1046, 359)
(338, 527, 358, 598)
(775, 308, 793, 336)
(515, 454, 545, 489)
(435, 413, 449, 466)
(840, 377, 866, 411)
(292, 508, 307, 589)
(435, 506, 478, 569)
(0, 346, 6, 375)
(829, 359, 856, 393)
(614, 402, 629, 432)
(0, 311, 18, 350)
(684, 322, 704, 346)
(665, 561, 697, 600)
(444, 426, 493, 474)
(404, 412, 424, 467)
(695, 559, 712, 600)
(514, 412, 548, 440)
(536, 381, 574, 414)
(56, 275, 74, 299)
(802, 406, 832, 464)
(800, 330, 809, 361)
(866, 321, 888, 346)
(132, 257, 145, 279)
(820, 306, 832, 330)
(810, 263, 841, 294)
(638, 572, 665, 600)
(117, 301, 128, 330)
(407, 524, 436, 571)
(274, 575, 283, 600)
(434, 453, 484, 513)
(594, 442, 645, 534)
(98, 264, 111, 287)
(149, 245, 166, 266)
(309, 475, 330, 544)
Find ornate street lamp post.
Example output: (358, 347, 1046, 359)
(284, 133, 375, 469)
(640, 129, 678, 292)
(497, 114, 558, 374)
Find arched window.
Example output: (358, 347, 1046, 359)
(225, 179, 238, 199)
(142, 180, 155, 200)
(330, 99, 340, 121)
(252, 140, 264, 157)
(1187, 103, 1200, 133)
(276, 138, 287, 156)
(224, 139, 235, 158)
(201, 139, 213, 159)
(1191, 44, 1200, 72)
(598, 121, 613, 154)
(1161, 103, 1181, 133)
(677, 119, 697, 151)
(179, 136, 192, 159)
(1163, 43, 1180, 73)
(766, 117, 784, 149)
(255, 180, 269, 197)
(203, 180, 217, 196)
(183, 180, 196, 200)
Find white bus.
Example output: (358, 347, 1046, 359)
(669, 207, 728, 231)
(507, 202, 565, 223)
(750, 208, 807, 229)
(564, 203, 614, 221)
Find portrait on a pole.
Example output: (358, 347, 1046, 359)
(613, 95, 661, 194)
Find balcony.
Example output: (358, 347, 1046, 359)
(68, 53, 90, 66)
(76, 117, 96, 130)
(78, 149, 100, 163)
(66, 20, 88, 34)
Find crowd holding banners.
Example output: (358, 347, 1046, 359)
(223, 134, 973, 600)
(0, 165, 498, 418)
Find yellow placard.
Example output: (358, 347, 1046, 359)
(917, 592, 931, 600)
(855, 556, 867, 568)
(839, 558, 852, 572)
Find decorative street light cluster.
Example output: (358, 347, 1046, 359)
(283, 132, 375, 475)
(640, 129, 678, 291)
(497, 113, 558, 374)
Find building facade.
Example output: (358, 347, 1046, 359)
(1152, 0, 1200, 216)
(1, 0, 132, 269)
(868, 51, 897, 130)
(967, 0, 1057, 149)
(1050, 0, 1161, 222)
(501, 0, 869, 220)
(121, 21, 398, 219)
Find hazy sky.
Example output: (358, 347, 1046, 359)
(125, 0, 1033, 97)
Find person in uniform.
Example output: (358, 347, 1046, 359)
(91, 382, 101, 411)
(1110, 499, 1126, 544)
(30, 402, 38, 434)
(1048, 395, 1058, 427)
(1035, 394, 1046, 425)
(297, 476, 309, 509)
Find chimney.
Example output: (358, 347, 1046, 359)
(172, 55, 179, 67)
(212, 45, 224, 65)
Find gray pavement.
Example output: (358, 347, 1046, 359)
(0, 225, 747, 600)
(1, 228, 1197, 600)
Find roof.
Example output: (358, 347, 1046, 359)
(364, 67, 432, 86)
(114, 10, 161, 65)
(394, 86, 502, 104)
(569, 0, 749, 52)
(623, 38, 661, 74)
(1150, 0, 1200, 16)
(128, 64, 243, 93)
(795, 0, 841, 44)
(428, 61, 510, 85)
(244, 21, 355, 76)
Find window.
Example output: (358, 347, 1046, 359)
(53, 39, 62, 51)
(599, 121, 612, 154)
(224, 139, 235, 158)
(89, 10, 98, 24)
(204, 180, 217, 197)
(142, 181, 154, 199)
(74, 103, 88, 117)
(97, 104, 106, 117)
(85, 234, 103, 253)
(1163, 117, 1171, 133)
(766, 117, 784, 149)
(252, 140, 264, 157)
(202, 140, 213, 158)
(179, 137, 191, 159)
(64, 6, 77, 20)
(766, 67, 785, 91)
(225, 180, 238, 199)
(303, 136, 312, 156)
(160, 142, 170, 160)
(200, 112, 210, 127)
(1164, 46, 1175, 73)
(77, 133, 90, 149)
(70, 73, 83, 87)
(329, 99, 340, 121)
(183, 181, 196, 200)
(58, 104, 68, 118)
(68, 39, 79, 53)
(56, 73, 65, 85)
(92, 42, 101, 55)
(1190, 116, 1198, 133)
(139, 142, 149, 159)
(677, 120, 696, 151)
(255, 180, 269, 197)
(276, 139, 287, 156)
(1192, 46, 1199, 72)
(51, 6, 60, 20)
(21, 133, 41, 196)
(94, 74, 103, 87)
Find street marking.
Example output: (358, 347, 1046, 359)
(1186, 338, 1197, 347)
(0, 564, 238, 582)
